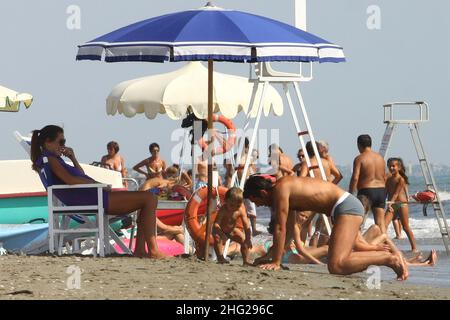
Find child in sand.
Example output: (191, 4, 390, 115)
(384, 158, 418, 252)
(213, 187, 252, 265)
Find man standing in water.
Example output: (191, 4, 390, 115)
(349, 135, 387, 233)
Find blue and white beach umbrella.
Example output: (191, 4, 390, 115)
(76, 2, 345, 259)
(76, 3, 345, 63)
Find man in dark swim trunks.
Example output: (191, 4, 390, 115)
(349, 134, 387, 233)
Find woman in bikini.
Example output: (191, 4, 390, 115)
(30, 125, 166, 259)
(133, 142, 167, 187)
(100, 141, 128, 188)
(384, 157, 418, 252)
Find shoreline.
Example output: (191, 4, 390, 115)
(1, 255, 449, 300)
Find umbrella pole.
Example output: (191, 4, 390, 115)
(204, 59, 214, 261)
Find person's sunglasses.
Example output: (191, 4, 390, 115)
(151, 149, 160, 152)
(58, 139, 66, 146)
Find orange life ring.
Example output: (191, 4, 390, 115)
(198, 115, 236, 155)
(184, 186, 244, 249)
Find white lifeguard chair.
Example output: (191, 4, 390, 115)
(379, 101, 450, 255)
(230, 0, 332, 235)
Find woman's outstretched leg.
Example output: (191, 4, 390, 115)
(107, 191, 166, 259)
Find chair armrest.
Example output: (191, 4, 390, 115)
(48, 184, 111, 191)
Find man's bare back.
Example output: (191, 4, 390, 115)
(274, 176, 345, 215)
(351, 149, 386, 190)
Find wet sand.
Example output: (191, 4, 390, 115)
(0, 254, 449, 300)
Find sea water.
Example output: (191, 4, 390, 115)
(252, 175, 450, 288)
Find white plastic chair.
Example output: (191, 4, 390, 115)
(47, 183, 132, 257)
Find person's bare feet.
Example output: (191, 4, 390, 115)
(243, 260, 253, 266)
(427, 249, 438, 266)
(259, 263, 281, 271)
(391, 252, 409, 281)
(217, 258, 230, 264)
(253, 256, 271, 266)
(148, 250, 169, 259)
(133, 251, 147, 258)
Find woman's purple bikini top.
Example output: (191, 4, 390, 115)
(36, 150, 92, 186)
(36, 150, 109, 210)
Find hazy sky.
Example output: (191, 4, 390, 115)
(1, 0, 450, 169)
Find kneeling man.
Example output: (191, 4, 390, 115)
(243, 175, 408, 280)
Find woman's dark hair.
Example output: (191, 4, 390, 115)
(30, 125, 64, 172)
(243, 175, 274, 199)
(268, 144, 283, 158)
(305, 141, 319, 157)
(149, 142, 160, 151)
(107, 141, 119, 153)
(387, 157, 409, 185)
(244, 137, 250, 149)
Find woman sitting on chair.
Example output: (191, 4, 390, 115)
(30, 125, 166, 259)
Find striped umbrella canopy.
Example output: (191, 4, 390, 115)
(77, 3, 345, 63)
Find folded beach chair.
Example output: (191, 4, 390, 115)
(38, 155, 132, 257)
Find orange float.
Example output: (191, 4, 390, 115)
(412, 190, 436, 202)
(198, 115, 236, 155)
(184, 186, 244, 252)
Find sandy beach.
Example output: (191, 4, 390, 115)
(1, 254, 449, 300)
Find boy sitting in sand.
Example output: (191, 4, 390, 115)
(213, 188, 252, 265)
(243, 175, 408, 280)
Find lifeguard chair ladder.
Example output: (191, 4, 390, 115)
(379, 101, 450, 255)
(231, 60, 332, 235)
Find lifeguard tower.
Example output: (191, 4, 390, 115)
(379, 102, 450, 255)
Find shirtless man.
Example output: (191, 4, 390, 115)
(300, 141, 333, 181)
(349, 134, 387, 233)
(268, 144, 294, 179)
(317, 140, 343, 184)
(292, 148, 305, 177)
(243, 175, 408, 280)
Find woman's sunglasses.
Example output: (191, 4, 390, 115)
(58, 139, 66, 146)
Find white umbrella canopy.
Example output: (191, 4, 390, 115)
(0, 85, 33, 112)
(106, 62, 283, 120)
